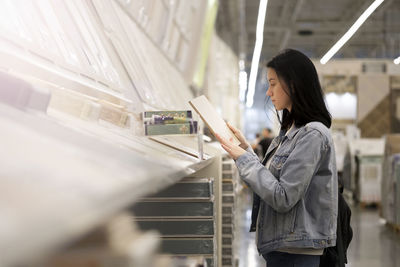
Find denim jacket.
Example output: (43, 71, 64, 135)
(235, 122, 338, 255)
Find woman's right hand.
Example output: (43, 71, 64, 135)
(226, 122, 249, 150)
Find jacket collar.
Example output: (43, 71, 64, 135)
(285, 124, 302, 140)
(261, 124, 303, 165)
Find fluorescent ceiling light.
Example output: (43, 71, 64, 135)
(239, 71, 248, 102)
(320, 0, 384, 64)
(394, 56, 400, 65)
(246, 0, 268, 108)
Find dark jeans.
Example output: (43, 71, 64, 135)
(263, 251, 320, 267)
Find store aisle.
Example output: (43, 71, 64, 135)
(235, 188, 265, 267)
(347, 206, 400, 267)
(235, 188, 400, 267)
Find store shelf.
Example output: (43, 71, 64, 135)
(0, 103, 214, 266)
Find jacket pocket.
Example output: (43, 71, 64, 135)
(290, 204, 298, 233)
(271, 154, 289, 169)
(275, 206, 297, 235)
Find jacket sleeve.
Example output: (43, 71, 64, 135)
(245, 145, 260, 161)
(235, 129, 327, 213)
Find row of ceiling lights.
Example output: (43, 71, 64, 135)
(245, 0, 399, 108)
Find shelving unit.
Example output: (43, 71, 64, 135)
(220, 156, 240, 267)
(0, 101, 210, 265)
(0, 1, 241, 266)
(132, 177, 217, 266)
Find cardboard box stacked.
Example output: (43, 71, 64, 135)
(221, 156, 239, 267)
(395, 158, 400, 226)
(357, 155, 383, 204)
(348, 139, 384, 204)
(143, 111, 198, 136)
(381, 135, 400, 227)
(131, 177, 216, 267)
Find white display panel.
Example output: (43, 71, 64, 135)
(0, 0, 144, 112)
(0, 0, 207, 113)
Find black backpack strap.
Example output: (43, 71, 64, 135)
(320, 190, 353, 267)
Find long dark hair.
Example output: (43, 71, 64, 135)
(266, 49, 331, 129)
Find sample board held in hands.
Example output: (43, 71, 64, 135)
(189, 95, 240, 146)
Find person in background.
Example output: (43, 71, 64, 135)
(251, 133, 262, 159)
(215, 49, 338, 267)
(258, 127, 273, 157)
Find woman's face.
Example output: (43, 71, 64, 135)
(266, 68, 292, 112)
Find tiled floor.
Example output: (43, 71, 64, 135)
(235, 188, 266, 267)
(347, 206, 400, 267)
(235, 188, 400, 267)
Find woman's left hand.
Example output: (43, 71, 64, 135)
(215, 133, 247, 160)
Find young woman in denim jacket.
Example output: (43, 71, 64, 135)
(216, 49, 338, 267)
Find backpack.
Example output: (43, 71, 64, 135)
(319, 186, 353, 267)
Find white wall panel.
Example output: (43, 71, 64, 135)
(357, 74, 389, 122)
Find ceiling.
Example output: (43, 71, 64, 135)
(215, 0, 400, 63)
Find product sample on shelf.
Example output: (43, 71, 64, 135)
(143, 110, 198, 136)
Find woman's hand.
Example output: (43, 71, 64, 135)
(226, 122, 249, 150)
(215, 133, 247, 160)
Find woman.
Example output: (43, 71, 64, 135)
(216, 49, 338, 267)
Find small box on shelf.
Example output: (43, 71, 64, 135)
(142, 110, 198, 136)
